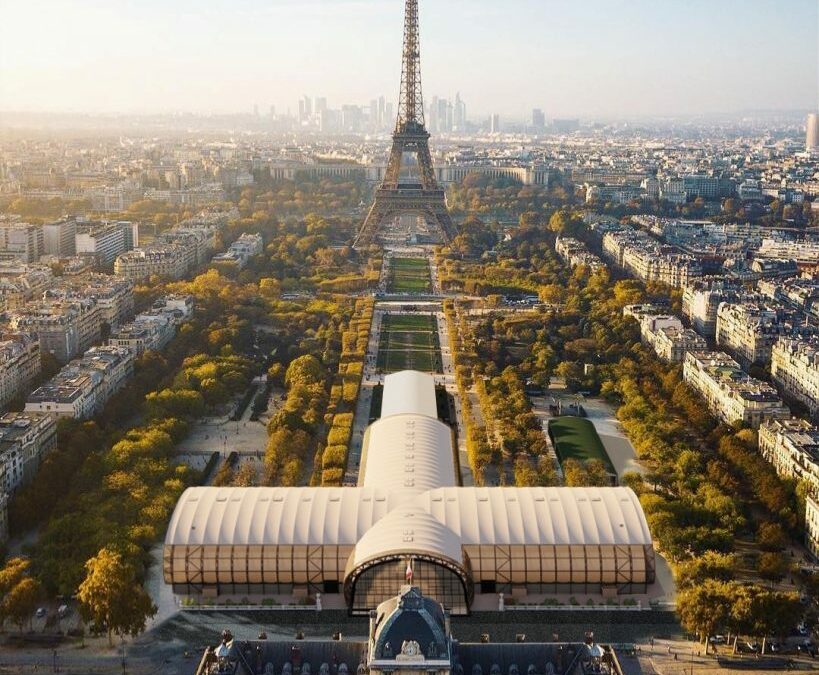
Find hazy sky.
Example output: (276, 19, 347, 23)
(1, 0, 817, 119)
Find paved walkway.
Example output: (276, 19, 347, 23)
(435, 306, 474, 486)
(580, 396, 647, 477)
(347, 308, 383, 483)
(529, 396, 565, 482)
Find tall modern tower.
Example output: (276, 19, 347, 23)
(807, 113, 819, 152)
(353, 0, 456, 248)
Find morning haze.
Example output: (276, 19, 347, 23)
(1, 0, 816, 118)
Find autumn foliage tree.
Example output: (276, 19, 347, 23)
(0, 558, 42, 632)
(78, 548, 156, 646)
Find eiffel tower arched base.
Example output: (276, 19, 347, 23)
(354, 187, 456, 249)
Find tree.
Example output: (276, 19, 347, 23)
(585, 459, 611, 486)
(77, 548, 157, 646)
(757, 552, 788, 583)
(562, 458, 588, 487)
(285, 354, 324, 388)
(0, 558, 41, 633)
(675, 552, 737, 589)
(731, 586, 802, 649)
(757, 521, 787, 552)
(3, 577, 41, 632)
(259, 277, 281, 298)
(144, 388, 205, 419)
(514, 459, 539, 486)
(232, 462, 258, 487)
(555, 361, 584, 391)
(267, 362, 285, 386)
(677, 579, 735, 652)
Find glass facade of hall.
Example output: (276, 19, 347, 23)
(163, 543, 654, 601)
(464, 543, 655, 591)
(347, 558, 470, 616)
(164, 544, 354, 595)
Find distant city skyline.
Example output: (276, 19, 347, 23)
(1, 0, 817, 118)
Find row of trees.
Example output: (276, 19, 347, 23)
(2, 179, 382, 640)
(264, 354, 329, 486)
(442, 299, 492, 484)
(475, 368, 555, 486)
(677, 576, 802, 653)
(317, 298, 374, 487)
(445, 206, 803, 585)
(0, 551, 156, 646)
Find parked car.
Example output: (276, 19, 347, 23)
(768, 641, 781, 653)
(57, 604, 69, 618)
(35, 607, 46, 618)
(798, 623, 810, 636)
(709, 636, 727, 645)
(798, 641, 816, 657)
(745, 641, 760, 653)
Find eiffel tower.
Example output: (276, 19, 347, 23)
(353, 0, 456, 248)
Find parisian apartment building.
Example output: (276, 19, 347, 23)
(623, 304, 707, 363)
(715, 301, 816, 367)
(25, 345, 134, 419)
(682, 278, 764, 338)
(682, 350, 790, 428)
(771, 337, 819, 420)
(0, 332, 41, 411)
(0, 411, 58, 543)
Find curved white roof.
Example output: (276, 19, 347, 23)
(167, 486, 407, 547)
(359, 414, 456, 493)
(381, 371, 437, 419)
(420, 486, 652, 546)
(164, 368, 655, 597)
(165, 485, 651, 549)
(348, 504, 464, 572)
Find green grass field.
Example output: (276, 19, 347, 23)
(383, 314, 436, 332)
(381, 331, 436, 349)
(547, 416, 617, 476)
(388, 257, 431, 294)
(376, 312, 441, 373)
(379, 348, 440, 373)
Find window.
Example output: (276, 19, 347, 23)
(350, 558, 468, 615)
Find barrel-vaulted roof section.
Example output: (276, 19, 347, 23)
(420, 486, 652, 547)
(165, 486, 651, 549)
(166, 486, 407, 547)
(348, 505, 465, 572)
(359, 413, 456, 493)
(381, 370, 438, 419)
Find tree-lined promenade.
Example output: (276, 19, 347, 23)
(436, 200, 806, 646)
(1, 175, 384, 642)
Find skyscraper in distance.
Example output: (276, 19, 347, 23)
(807, 113, 819, 152)
(454, 93, 466, 131)
(437, 98, 448, 133)
(532, 108, 545, 130)
(370, 99, 379, 130)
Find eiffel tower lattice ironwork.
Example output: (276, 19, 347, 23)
(353, 0, 456, 248)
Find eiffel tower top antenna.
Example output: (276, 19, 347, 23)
(397, 0, 425, 132)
